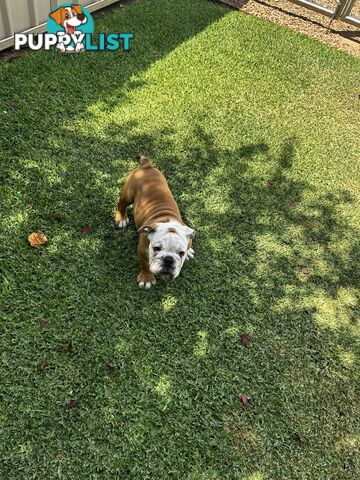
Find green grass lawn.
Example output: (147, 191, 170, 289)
(1, 0, 359, 478)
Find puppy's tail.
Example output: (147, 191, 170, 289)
(136, 155, 153, 169)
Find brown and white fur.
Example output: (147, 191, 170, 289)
(49, 4, 87, 52)
(115, 156, 195, 289)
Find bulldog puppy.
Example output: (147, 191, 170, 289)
(115, 156, 195, 289)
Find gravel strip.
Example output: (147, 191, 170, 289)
(217, 0, 360, 57)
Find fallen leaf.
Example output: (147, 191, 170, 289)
(40, 319, 47, 327)
(54, 211, 63, 222)
(67, 342, 73, 352)
(290, 201, 296, 209)
(28, 232, 47, 248)
(86, 328, 95, 336)
(241, 394, 249, 406)
(267, 180, 273, 188)
(39, 362, 46, 370)
(299, 265, 309, 275)
(106, 362, 115, 372)
(28, 203, 33, 209)
(293, 432, 305, 443)
(81, 226, 91, 234)
(66, 399, 79, 409)
(240, 334, 250, 347)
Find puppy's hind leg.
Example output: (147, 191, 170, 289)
(115, 178, 134, 228)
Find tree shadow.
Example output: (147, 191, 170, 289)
(0, 0, 228, 185)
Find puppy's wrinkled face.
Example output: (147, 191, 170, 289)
(145, 221, 194, 279)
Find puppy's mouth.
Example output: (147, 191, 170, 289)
(66, 24, 76, 34)
(161, 274, 173, 279)
(159, 270, 175, 279)
(65, 17, 85, 33)
(150, 254, 180, 279)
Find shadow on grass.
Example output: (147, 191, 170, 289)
(0, 0, 228, 183)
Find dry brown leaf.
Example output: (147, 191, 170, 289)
(299, 265, 309, 275)
(66, 399, 79, 409)
(293, 432, 305, 443)
(241, 394, 249, 406)
(240, 334, 250, 347)
(106, 362, 115, 372)
(28, 232, 47, 249)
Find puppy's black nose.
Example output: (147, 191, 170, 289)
(77, 13, 86, 21)
(163, 256, 174, 268)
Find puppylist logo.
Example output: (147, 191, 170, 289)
(14, 3, 134, 53)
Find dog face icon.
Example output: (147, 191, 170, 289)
(49, 5, 87, 35)
(49, 4, 88, 52)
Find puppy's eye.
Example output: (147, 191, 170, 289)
(179, 251, 185, 258)
(153, 246, 161, 252)
(65, 13, 70, 18)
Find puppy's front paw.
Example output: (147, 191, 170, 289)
(137, 272, 156, 290)
(186, 248, 195, 261)
(115, 215, 129, 228)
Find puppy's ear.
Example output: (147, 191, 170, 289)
(49, 7, 64, 25)
(138, 225, 156, 235)
(72, 5, 83, 15)
(184, 226, 195, 238)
